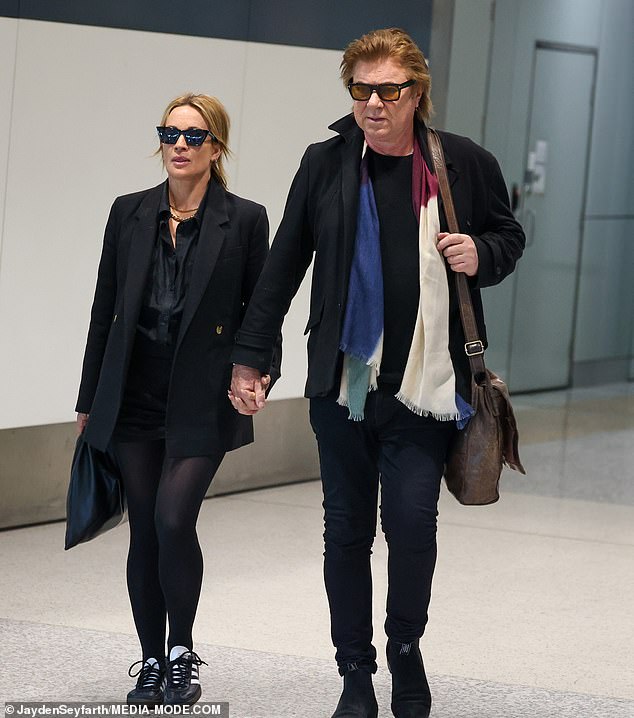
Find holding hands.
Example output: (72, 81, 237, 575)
(229, 364, 271, 415)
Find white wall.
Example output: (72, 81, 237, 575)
(0, 20, 350, 429)
(0, 18, 18, 306)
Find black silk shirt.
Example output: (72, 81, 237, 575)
(114, 182, 210, 439)
(136, 182, 210, 349)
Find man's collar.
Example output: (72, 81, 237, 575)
(328, 113, 360, 142)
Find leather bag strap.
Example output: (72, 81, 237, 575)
(427, 128, 487, 380)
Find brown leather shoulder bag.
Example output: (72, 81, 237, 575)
(427, 128, 526, 505)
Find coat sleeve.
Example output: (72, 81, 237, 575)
(471, 150, 525, 288)
(231, 147, 315, 373)
(75, 200, 119, 413)
(239, 203, 281, 384)
(241, 204, 270, 313)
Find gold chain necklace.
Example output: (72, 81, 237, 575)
(169, 200, 199, 223)
(169, 209, 198, 223)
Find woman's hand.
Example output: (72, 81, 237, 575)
(437, 232, 479, 276)
(228, 365, 271, 415)
(76, 413, 89, 434)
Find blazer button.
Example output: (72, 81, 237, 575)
(215, 325, 224, 335)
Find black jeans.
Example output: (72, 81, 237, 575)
(309, 390, 455, 674)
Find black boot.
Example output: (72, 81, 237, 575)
(331, 664, 379, 718)
(386, 639, 432, 718)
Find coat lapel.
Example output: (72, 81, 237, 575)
(123, 183, 163, 334)
(437, 143, 460, 230)
(175, 179, 229, 352)
(330, 115, 364, 308)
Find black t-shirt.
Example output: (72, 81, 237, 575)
(368, 149, 420, 386)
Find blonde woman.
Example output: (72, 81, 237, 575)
(76, 93, 277, 706)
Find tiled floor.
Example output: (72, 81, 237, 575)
(1, 383, 633, 717)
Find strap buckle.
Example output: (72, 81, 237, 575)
(464, 340, 484, 357)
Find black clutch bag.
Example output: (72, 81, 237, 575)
(64, 435, 126, 550)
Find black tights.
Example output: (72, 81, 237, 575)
(113, 440, 224, 661)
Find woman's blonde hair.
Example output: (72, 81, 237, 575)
(340, 28, 433, 123)
(157, 93, 231, 189)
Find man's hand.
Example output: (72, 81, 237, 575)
(229, 364, 271, 415)
(437, 232, 479, 276)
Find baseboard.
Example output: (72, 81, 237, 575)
(571, 358, 632, 387)
(0, 398, 319, 529)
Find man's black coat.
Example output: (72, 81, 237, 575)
(231, 114, 525, 403)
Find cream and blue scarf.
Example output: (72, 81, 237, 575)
(338, 139, 473, 425)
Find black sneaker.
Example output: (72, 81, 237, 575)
(164, 648, 208, 705)
(127, 658, 165, 707)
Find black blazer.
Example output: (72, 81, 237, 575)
(231, 114, 525, 404)
(76, 179, 278, 457)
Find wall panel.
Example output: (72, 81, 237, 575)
(574, 219, 634, 362)
(17, 0, 251, 41)
(0, 21, 248, 429)
(584, 0, 634, 216)
(249, 0, 432, 52)
(444, 0, 492, 143)
(0, 1, 17, 16)
(0, 17, 17, 258)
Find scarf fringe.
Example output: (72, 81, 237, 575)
(336, 394, 365, 421)
(394, 391, 461, 422)
(337, 384, 378, 405)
